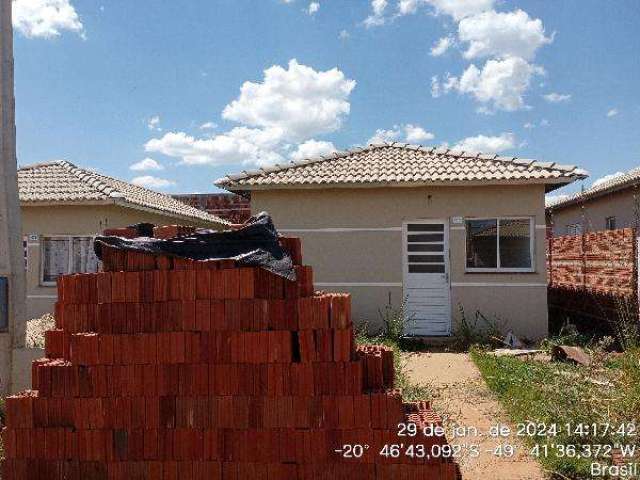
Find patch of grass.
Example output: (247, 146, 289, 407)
(451, 304, 505, 351)
(471, 348, 640, 479)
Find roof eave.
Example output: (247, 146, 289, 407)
(218, 176, 585, 192)
(112, 197, 230, 226)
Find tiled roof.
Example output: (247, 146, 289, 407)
(18, 161, 228, 225)
(216, 143, 587, 191)
(546, 167, 640, 209)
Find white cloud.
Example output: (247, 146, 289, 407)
(540, 118, 550, 126)
(147, 115, 161, 131)
(543, 92, 571, 103)
(130, 158, 164, 172)
(425, 0, 494, 20)
(368, 127, 402, 144)
(404, 124, 435, 142)
(458, 9, 551, 61)
(199, 122, 218, 130)
(147, 60, 355, 169)
(441, 56, 544, 112)
(145, 127, 285, 168)
(13, 0, 84, 38)
(222, 59, 355, 142)
(592, 172, 624, 188)
(368, 124, 435, 144)
(607, 108, 619, 118)
(339, 29, 350, 40)
(307, 2, 319, 15)
(398, 0, 494, 19)
(364, 0, 388, 27)
(452, 132, 516, 153)
(131, 176, 175, 190)
(523, 122, 534, 129)
(291, 139, 336, 161)
(430, 36, 452, 56)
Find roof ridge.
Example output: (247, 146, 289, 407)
(57, 160, 122, 198)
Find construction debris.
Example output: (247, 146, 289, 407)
(551, 345, 592, 366)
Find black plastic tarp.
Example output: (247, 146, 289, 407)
(94, 212, 295, 280)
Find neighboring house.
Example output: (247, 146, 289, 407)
(546, 167, 640, 237)
(173, 193, 251, 224)
(19, 161, 227, 320)
(217, 143, 586, 340)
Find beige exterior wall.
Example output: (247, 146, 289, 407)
(251, 185, 549, 340)
(548, 188, 639, 236)
(22, 203, 218, 320)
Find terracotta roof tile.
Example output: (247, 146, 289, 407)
(19, 161, 228, 225)
(216, 143, 586, 190)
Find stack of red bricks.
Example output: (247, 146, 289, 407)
(3, 228, 460, 479)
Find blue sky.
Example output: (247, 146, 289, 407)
(12, 0, 640, 198)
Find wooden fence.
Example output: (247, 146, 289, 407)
(547, 228, 638, 330)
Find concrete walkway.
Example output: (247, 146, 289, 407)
(404, 352, 545, 480)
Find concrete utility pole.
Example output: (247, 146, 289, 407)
(0, 0, 27, 394)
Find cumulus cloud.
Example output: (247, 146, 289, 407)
(222, 59, 355, 142)
(425, 0, 494, 20)
(592, 172, 624, 189)
(291, 140, 336, 161)
(397, 0, 494, 19)
(458, 9, 551, 61)
(13, 0, 84, 38)
(438, 56, 544, 112)
(147, 115, 161, 131)
(368, 124, 434, 144)
(368, 128, 402, 144)
(130, 158, 164, 172)
(199, 122, 218, 130)
(452, 132, 516, 153)
(338, 29, 350, 40)
(145, 127, 285, 167)
(131, 176, 175, 190)
(430, 36, 452, 56)
(607, 108, 619, 118)
(543, 92, 571, 103)
(307, 2, 319, 15)
(364, 0, 388, 27)
(146, 60, 355, 168)
(404, 124, 435, 142)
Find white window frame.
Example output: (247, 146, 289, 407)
(40, 235, 99, 286)
(464, 216, 535, 273)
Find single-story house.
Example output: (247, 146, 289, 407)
(19, 160, 227, 320)
(546, 166, 640, 237)
(217, 143, 586, 340)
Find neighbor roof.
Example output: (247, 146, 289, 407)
(216, 143, 587, 192)
(546, 166, 640, 210)
(18, 161, 228, 225)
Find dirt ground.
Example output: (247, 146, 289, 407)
(404, 352, 546, 480)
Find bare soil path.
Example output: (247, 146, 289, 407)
(404, 352, 546, 480)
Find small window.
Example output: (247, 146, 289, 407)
(466, 218, 534, 272)
(41, 236, 99, 285)
(605, 216, 616, 230)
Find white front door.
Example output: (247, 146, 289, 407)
(402, 220, 451, 336)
